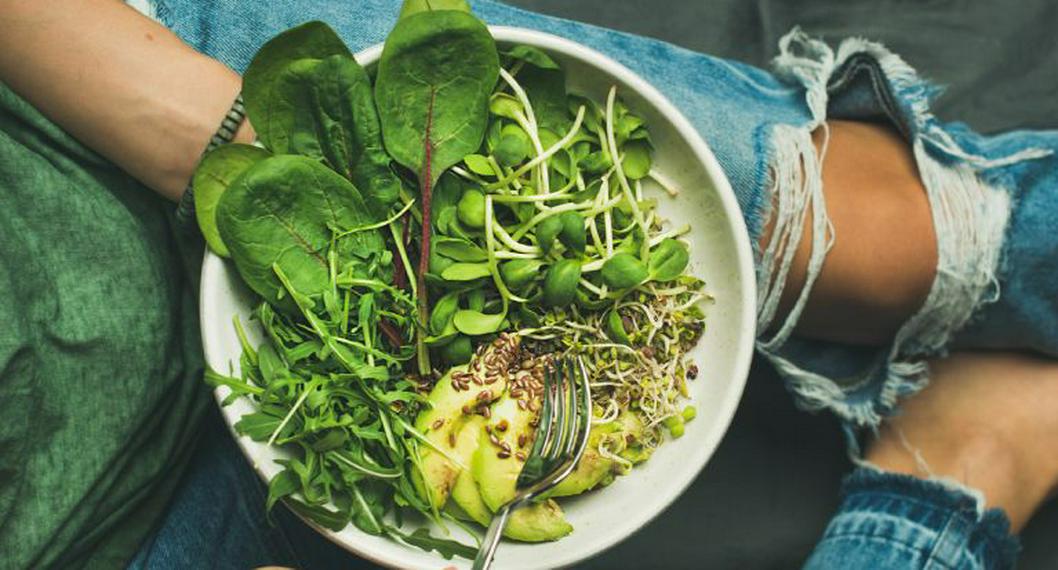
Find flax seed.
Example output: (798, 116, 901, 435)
(515, 452, 526, 461)
(517, 434, 528, 448)
(496, 419, 509, 432)
(497, 450, 511, 459)
(431, 418, 445, 430)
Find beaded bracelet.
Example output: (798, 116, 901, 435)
(175, 93, 247, 226)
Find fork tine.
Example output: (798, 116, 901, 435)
(546, 357, 572, 462)
(570, 357, 592, 458)
(535, 361, 555, 453)
(559, 358, 580, 458)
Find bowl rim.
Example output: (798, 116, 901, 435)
(202, 24, 756, 569)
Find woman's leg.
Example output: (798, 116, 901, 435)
(805, 352, 1058, 569)
(767, 120, 938, 346)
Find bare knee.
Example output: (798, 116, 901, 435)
(760, 120, 938, 345)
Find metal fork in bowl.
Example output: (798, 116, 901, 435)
(471, 356, 592, 570)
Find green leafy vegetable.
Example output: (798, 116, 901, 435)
(601, 253, 648, 289)
(193, 144, 271, 257)
(216, 155, 387, 313)
(542, 259, 581, 307)
(242, 22, 401, 217)
(648, 239, 690, 282)
(374, 9, 499, 373)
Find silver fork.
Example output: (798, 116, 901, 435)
(471, 356, 592, 570)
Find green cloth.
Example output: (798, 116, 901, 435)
(0, 82, 209, 569)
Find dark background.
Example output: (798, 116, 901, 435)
(497, 0, 1058, 568)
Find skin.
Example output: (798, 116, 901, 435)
(0, 0, 255, 200)
(761, 120, 939, 345)
(0, 0, 1050, 548)
(867, 352, 1058, 532)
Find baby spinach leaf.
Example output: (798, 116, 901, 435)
(216, 155, 385, 314)
(398, 0, 470, 19)
(193, 144, 271, 257)
(243, 22, 401, 218)
(519, 63, 570, 134)
(648, 238, 690, 282)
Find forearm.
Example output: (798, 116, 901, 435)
(0, 0, 253, 201)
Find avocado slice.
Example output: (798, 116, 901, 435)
(448, 416, 571, 542)
(413, 339, 513, 509)
(549, 423, 617, 497)
(468, 392, 572, 540)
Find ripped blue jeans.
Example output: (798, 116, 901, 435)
(134, 0, 1058, 567)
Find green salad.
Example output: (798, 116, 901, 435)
(200, 0, 709, 558)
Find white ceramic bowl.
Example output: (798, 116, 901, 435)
(200, 26, 755, 570)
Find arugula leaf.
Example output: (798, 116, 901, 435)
(392, 527, 478, 560)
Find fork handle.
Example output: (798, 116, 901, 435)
(472, 503, 513, 570)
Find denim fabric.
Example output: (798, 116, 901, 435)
(132, 1, 1051, 567)
(804, 469, 1020, 570)
(128, 408, 364, 570)
(142, 0, 1058, 430)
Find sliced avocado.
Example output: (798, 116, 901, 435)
(412, 347, 510, 509)
(450, 420, 571, 542)
(472, 393, 535, 511)
(549, 423, 617, 497)
(470, 391, 573, 540)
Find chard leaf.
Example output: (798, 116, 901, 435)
(243, 22, 401, 218)
(375, 11, 498, 185)
(375, 9, 499, 371)
(216, 155, 386, 314)
(193, 144, 271, 257)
